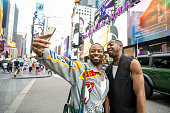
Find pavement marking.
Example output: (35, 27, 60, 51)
(4, 78, 37, 113)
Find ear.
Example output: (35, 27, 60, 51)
(119, 44, 123, 50)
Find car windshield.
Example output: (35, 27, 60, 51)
(138, 57, 149, 66)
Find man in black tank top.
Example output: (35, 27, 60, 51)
(104, 40, 146, 113)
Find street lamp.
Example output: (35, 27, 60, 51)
(136, 38, 139, 58)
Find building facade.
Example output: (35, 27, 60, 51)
(71, 4, 97, 61)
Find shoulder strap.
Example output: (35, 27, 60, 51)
(79, 64, 87, 113)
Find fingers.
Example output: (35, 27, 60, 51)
(31, 46, 44, 57)
(36, 34, 52, 39)
(33, 38, 51, 44)
(32, 41, 49, 49)
(31, 34, 52, 57)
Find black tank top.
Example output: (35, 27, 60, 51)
(106, 54, 137, 113)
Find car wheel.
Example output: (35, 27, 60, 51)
(145, 79, 153, 99)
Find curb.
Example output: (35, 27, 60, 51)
(12, 75, 52, 79)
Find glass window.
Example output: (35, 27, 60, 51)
(138, 57, 149, 66)
(153, 57, 170, 69)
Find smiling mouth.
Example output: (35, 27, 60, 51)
(107, 50, 112, 53)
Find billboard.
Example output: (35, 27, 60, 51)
(127, 0, 170, 45)
(79, 15, 90, 36)
(0, 0, 3, 35)
(33, 3, 45, 37)
(94, 0, 114, 27)
(92, 25, 109, 51)
(36, 3, 44, 11)
(72, 15, 79, 46)
(84, 37, 90, 56)
(113, 12, 128, 46)
(63, 36, 69, 57)
(7, 41, 16, 47)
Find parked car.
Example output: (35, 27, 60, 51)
(138, 52, 170, 99)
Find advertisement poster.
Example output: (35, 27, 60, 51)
(63, 37, 69, 57)
(92, 25, 109, 51)
(113, 12, 128, 47)
(127, 0, 170, 45)
(79, 15, 90, 36)
(94, 0, 114, 27)
(7, 41, 16, 47)
(33, 3, 45, 37)
(84, 37, 90, 56)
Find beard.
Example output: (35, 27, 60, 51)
(90, 59, 103, 66)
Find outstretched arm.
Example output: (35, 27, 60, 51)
(31, 34, 82, 85)
(130, 59, 146, 113)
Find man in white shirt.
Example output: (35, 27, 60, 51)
(3, 62, 8, 73)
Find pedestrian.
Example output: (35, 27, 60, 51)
(31, 34, 109, 113)
(104, 40, 146, 113)
(35, 61, 40, 74)
(28, 61, 32, 74)
(0, 60, 2, 73)
(3, 62, 8, 73)
(20, 60, 24, 75)
(14, 58, 20, 77)
(7, 61, 13, 73)
(32, 61, 35, 74)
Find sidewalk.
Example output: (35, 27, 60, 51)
(0, 70, 52, 79)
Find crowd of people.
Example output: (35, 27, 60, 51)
(0, 58, 45, 77)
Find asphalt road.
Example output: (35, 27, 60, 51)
(146, 92, 170, 113)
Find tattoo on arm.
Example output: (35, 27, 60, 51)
(136, 72, 143, 75)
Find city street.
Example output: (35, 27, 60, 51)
(0, 71, 169, 113)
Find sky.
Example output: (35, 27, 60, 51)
(12, 0, 75, 53)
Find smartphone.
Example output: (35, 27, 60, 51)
(40, 27, 56, 51)
(44, 27, 56, 41)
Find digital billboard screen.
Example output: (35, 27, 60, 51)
(63, 36, 69, 57)
(7, 41, 16, 48)
(92, 25, 109, 51)
(94, 0, 114, 26)
(127, 0, 170, 45)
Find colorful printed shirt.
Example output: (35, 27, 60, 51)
(39, 48, 109, 113)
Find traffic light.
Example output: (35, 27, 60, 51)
(75, 0, 81, 4)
